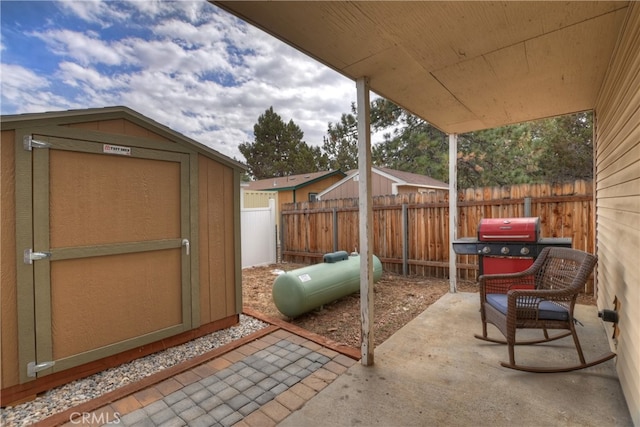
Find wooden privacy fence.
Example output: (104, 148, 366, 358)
(280, 180, 594, 282)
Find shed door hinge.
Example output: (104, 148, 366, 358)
(24, 248, 51, 264)
(23, 135, 51, 151)
(27, 361, 55, 377)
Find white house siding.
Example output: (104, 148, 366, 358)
(594, 3, 639, 423)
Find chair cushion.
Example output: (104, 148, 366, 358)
(486, 294, 569, 321)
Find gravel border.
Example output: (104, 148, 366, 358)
(1, 315, 269, 427)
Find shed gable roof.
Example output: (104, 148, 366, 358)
(0, 106, 246, 170)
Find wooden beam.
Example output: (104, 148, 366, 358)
(449, 133, 458, 293)
(357, 77, 374, 366)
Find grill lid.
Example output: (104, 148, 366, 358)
(478, 217, 540, 242)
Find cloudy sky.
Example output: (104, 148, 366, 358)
(0, 0, 358, 162)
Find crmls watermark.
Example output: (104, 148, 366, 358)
(70, 411, 121, 425)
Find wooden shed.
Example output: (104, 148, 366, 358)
(0, 106, 245, 404)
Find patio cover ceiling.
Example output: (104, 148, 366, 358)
(213, 1, 629, 134)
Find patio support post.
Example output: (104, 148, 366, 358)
(356, 76, 374, 366)
(449, 133, 458, 293)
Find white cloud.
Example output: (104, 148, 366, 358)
(56, 0, 179, 26)
(56, 0, 128, 27)
(2, 0, 357, 162)
(57, 61, 127, 90)
(32, 29, 130, 66)
(1, 63, 51, 89)
(0, 63, 80, 113)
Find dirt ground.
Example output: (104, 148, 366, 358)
(242, 263, 479, 348)
(242, 263, 597, 349)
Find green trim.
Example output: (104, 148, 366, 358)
(33, 142, 54, 375)
(179, 152, 192, 331)
(50, 239, 183, 260)
(34, 129, 191, 157)
(19, 129, 195, 380)
(50, 324, 187, 373)
(234, 170, 243, 314)
(15, 130, 36, 384)
(189, 153, 201, 328)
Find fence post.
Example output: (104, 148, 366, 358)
(280, 210, 285, 263)
(333, 207, 338, 253)
(269, 198, 277, 264)
(402, 203, 408, 276)
(524, 197, 532, 217)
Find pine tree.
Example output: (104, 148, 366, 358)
(239, 107, 328, 179)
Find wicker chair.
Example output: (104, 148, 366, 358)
(474, 246, 616, 373)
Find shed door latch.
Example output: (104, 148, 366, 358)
(24, 248, 51, 264)
(182, 239, 190, 256)
(23, 135, 51, 151)
(27, 361, 55, 377)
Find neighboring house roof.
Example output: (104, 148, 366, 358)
(1, 106, 247, 171)
(244, 170, 345, 191)
(319, 167, 448, 199)
(374, 167, 449, 189)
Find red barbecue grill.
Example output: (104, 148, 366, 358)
(452, 217, 571, 281)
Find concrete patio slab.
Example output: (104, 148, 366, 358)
(280, 292, 632, 427)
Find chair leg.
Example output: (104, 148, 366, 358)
(475, 319, 508, 343)
(508, 343, 516, 366)
(474, 305, 500, 342)
(542, 327, 550, 340)
(569, 321, 587, 365)
(500, 323, 616, 373)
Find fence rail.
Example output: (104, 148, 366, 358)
(280, 180, 594, 285)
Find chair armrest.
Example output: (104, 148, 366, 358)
(494, 290, 574, 322)
(505, 288, 578, 316)
(479, 273, 536, 295)
(507, 287, 581, 300)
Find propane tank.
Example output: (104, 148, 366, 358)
(272, 253, 382, 318)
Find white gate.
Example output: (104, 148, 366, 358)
(241, 198, 277, 268)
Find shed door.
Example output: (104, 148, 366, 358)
(29, 135, 191, 376)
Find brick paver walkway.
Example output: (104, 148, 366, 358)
(61, 329, 356, 427)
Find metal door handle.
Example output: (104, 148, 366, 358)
(182, 239, 190, 255)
